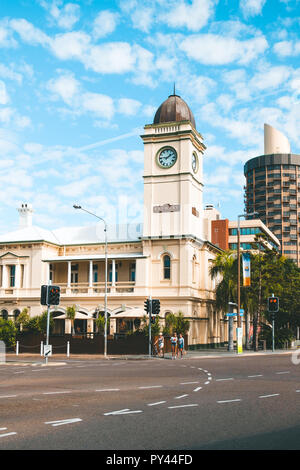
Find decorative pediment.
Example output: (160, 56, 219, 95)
(0, 251, 28, 260)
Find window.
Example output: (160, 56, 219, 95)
(93, 264, 98, 283)
(9, 265, 15, 287)
(1, 309, 8, 320)
(163, 255, 171, 280)
(109, 263, 118, 283)
(71, 263, 79, 284)
(130, 263, 136, 282)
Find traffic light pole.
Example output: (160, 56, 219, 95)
(148, 296, 152, 357)
(45, 280, 51, 365)
(272, 293, 275, 353)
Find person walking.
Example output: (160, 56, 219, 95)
(170, 332, 178, 359)
(155, 333, 164, 357)
(177, 333, 184, 358)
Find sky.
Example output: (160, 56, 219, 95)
(0, 0, 299, 234)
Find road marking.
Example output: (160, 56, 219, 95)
(259, 394, 280, 398)
(0, 432, 17, 438)
(205, 381, 210, 385)
(104, 409, 143, 416)
(193, 387, 202, 392)
(168, 404, 198, 409)
(217, 399, 242, 404)
(296, 390, 300, 393)
(14, 371, 25, 374)
(45, 418, 82, 427)
(216, 378, 234, 381)
(43, 391, 72, 395)
(95, 388, 120, 392)
(276, 371, 290, 375)
(0, 428, 7, 431)
(175, 394, 189, 399)
(248, 375, 263, 378)
(138, 385, 162, 389)
(147, 401, 166, 406)
(0, 395, 17, 399)
(180, 381, 199, 385)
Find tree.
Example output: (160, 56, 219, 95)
(210, 250, 237, 312)
(66, 305, 76, 335)
(15, 307, 30, 332)
(163, 312, 190, 336)
(0, 319, 17, 348)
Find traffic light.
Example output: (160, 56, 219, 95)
(40, 285, 48, 305)
(144, 299, 150, 313)
(48, 286, 60, 305)
(151, 316, 156, 324)
(268, 296, 279, 313)
(152, 299, 160, 315)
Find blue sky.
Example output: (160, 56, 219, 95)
(0, 0, 299, 234)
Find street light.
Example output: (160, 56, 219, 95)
(73, 204, 108, 357)
(237, 211, 258, 342)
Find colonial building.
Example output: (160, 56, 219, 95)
(0, 93, 224, 346)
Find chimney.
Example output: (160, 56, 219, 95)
(17, 203, 33, 228)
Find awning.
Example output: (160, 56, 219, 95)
(110, 308, 146, 319)
(53, 312, 92, 320)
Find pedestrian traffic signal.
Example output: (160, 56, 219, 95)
(268, 296, 279, 313)
(151, 316, 156, 324)
(152, 299, 160, 315)
(48, 286, 60, 305)
(144, 299, 150, 313)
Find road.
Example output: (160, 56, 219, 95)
(0, 353, 299, 450)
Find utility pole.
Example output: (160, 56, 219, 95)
(148, 296, 152, 357)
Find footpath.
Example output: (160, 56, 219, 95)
(1, 348, 297, 366)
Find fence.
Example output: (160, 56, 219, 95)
(12, 333, 188, 356)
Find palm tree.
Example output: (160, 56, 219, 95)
(210, 250, 237, 312)
(66, 305, 76, 335)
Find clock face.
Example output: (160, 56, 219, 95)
(158, 147, 177, 168)
(192, 152, 198, 173)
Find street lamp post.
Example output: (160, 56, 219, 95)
(73, 205, 108, 357)
(237, 211, 258, 349)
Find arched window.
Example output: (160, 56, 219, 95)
(163, 255, 171, 280)
(1, 309, 8, 320)
(13, 309, 20, 321)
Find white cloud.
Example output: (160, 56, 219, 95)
(0, 81, 9, 104)
(163, 0, 216, 32)
(10, 18, 50, 46)
(118, 98, 141, 116)
(240, 0, 266, 18)
(250, 65, 291, 91)
(81, 92, 115, 120)
(93, 10, 119, 39)
(84, 42, 136, 74)
(180, 33, 268, 65)
(47, 73, 80, 104)
(50, 31, 90, 60)
(0, 23, 17, 48)
(274, 40, 300, 57)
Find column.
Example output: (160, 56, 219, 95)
(15, 264, 21, 289)
(2, 265, 8, 288)
(67, 261, 71, 287)
(89, 260, 93, 287)
(112, 259, 116, 286)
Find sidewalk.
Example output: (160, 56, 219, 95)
(1, 348, 297, 365)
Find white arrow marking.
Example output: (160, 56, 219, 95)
(104, 409, 143, 416)
(45, 418, 82, 427)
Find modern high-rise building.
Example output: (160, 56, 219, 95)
(244, 124, 300, 266)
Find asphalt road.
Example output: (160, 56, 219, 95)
(0, 353, 300, 451)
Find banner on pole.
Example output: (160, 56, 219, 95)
(242, 253, 251, 286)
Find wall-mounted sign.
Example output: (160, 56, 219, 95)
(153, 204, 180, 213)
(192, 207, 199, 217)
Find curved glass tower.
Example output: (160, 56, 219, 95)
(244, 124, 300, 266)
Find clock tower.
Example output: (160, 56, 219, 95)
(141, 93, 206, 240)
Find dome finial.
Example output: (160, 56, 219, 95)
(173, 82, 176, 96)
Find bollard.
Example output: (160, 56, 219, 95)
(41, 341, 43, 356)
(67, 341, 70, 358)
(16, 341, 19, 356)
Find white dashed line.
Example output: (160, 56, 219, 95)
(147, 401, 166, 406)
(95, 388, 120, 392)
(0, 432, 17, 438)
(216, 378, 234, 381)
(193, 387, 202, 392)
(0, 395, 17, 399)
(168, 404, 198, 409)
(276, 371, 290, 375)
(248, 375, 263, 378)
(175, 394, 189, 399)
(43, 391, 72, 395)
(217, 399, 242, 404)
(180, 381, 199, 385)
(45, 418, 82, 426)
(138, 385, 162, 390)
(259, 394, 280, 399)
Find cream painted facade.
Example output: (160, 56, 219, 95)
(0, 96, 227, 347)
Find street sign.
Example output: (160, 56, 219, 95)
(44, 344, 52, 357)
(226, 312, 244, 317)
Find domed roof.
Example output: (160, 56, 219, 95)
(153, 93, 196, 129)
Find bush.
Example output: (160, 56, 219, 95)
(0, 319, 17, 348)
(163, 311, 190, 336)
(21, 311, 54, 335)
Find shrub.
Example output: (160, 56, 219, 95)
(0, 319, 17, 348)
